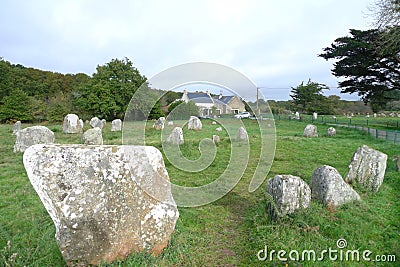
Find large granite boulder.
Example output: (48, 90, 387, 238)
(303, 124, 318, 137)
(14, 126, 55, 153)
(310, 165, 360, 206)
(63, 114, 83, 134)
(266, 175, 311, 219)
(89, 117, 104, 129)
(166, 127, 184, 145)
(12, 121, 21, 136)
(82, 127, 103, 145)
(188, 116, 202, 130)
(345, 145, 387, 192)
(23, 145, 179, 266)
(153, 117, 166, 130)
(237, 126, 248, 141)
(111, 119, 122, 132)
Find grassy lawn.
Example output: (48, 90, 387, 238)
(0, 119, 399, 266)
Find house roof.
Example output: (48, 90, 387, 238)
(186, 92, 214, 104)
(213, 95, 234, 104)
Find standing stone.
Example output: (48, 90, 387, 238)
(216, 127, 222, 132)
(101, 119, 106, 126)
(79, 119, 84, 129)
(374, 113, 377, 118)
(312, 112, 318, 120)
(310, 165, 360, 206)
(166, 127, 184, 145)
(397, 155, 400, 172)
(327, 127, 336, 137)
(82, 127, 103, 145)
(303, 124, 318, 137)
(63, 114, 83, 134)
(23, 145, 179, 266)
(188, 116, 202, 130)
(345, 145, 387, 192)
(12, 121, 21, 136)
(153, 117, 166, 130)
(212, 135, 220, 143)
(90, 117, 104, 129)
(237, 126, 248, 141)
(14, 126, 55, 153)
(295, 111, 300, 120)
(266, 175, 311, 219)
(212, 121, 217, 125)
(167, 121, 174, 126)
(111, 119, 122, 132)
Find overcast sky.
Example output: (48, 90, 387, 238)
(1, 0, 374, 101)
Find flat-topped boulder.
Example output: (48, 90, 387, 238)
(345, 145, 387, 192)
(63, 114, 83, 134)
(14, 126, 55, 153)
(23, 145, 179, 266)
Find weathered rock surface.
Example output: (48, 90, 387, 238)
(311, 165, 360, 206)
(82, 127, 103, 145)
(166, 127, 184, 145)
(266, 175, 311, 219)
(14, 126, 55, 153)
(212, 135, 220, 143)
(153, 117, 165, 130)
(12, 121, 21, 136)
(303, 124, 318, 137)
(63, 114, 83, 134)
(327, 127, 336, 137)
(23, 145, 179, 266)
(345, 145, 387, 192)
(188, 116, 202, 130)
(90, 117, 104, 129)
(397, 155, 400, 172)
(237, 126, 248, 141)
(111, 119, 122, 132)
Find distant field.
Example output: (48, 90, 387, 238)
(0, 119, 399, 266)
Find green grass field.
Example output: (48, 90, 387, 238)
(0, 119, 399, 266)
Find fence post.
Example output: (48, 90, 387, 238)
(376, 129, 378, 139)
(368, 127, 370, 135)
(386, 130, 388, 140)
(394, 131, 397, 144)
(367, 119, 368, 127)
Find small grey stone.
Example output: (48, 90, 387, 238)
(12, 121, 21, 136)
(303, 124, 318, 137)
(63, 114, 83, 134)
(82, 127, 103, 145)
(310, 165, 360, 206)
(14, 126, 55, 153)
(216, 127, 222, 132)
(212, 135, 220, 143)
(153, 117, 165, 130)
(111, 119, 122, 132)
(237, 126, 248, 141)
(166, 127, 184, 145)
(167, 121, 174, 126)
(267, 175, 311, 219)
(89, 117, 104, 129)
(327, 127, 336, 137)
(188, 116, 202, 130)
(345, 145, 387, 192)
